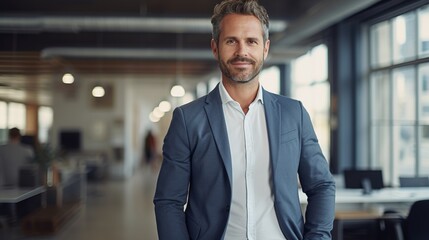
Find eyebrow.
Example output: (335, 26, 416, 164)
(223, 36, 261, 42)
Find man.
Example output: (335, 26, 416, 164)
(154, 0, 335, 239)
(0, 127, 34, 187)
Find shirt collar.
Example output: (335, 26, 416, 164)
(219, 81, 264, 105)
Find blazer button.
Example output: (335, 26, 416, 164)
(226, 205, 230, 212)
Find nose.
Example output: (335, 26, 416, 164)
(235, 41, 248, 57)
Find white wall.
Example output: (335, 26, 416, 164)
(51, 74, 127, 176)
(133, 78, 174, 164)
(51, 74, 142, 179)
(51, 73, 205, 179)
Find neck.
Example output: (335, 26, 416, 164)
(222, 78, 259, 113)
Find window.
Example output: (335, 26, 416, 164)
(370, 71, 390, 176)
(0, 101, 27, 143)
(370, 21, 391, 68)
(369, 3, 429, 185)
(291, 44, 330, 160)
(38, 106, 53, 144)
(419, 63, 429, 174)
(392, 67, 416, 178)
(418, 5, 429, 57)
(7, 102, 26, 131)
(0, 101, 7, 143)
(392, 13, 416, 63)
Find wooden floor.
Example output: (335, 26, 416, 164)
(1, 166, 159, 240)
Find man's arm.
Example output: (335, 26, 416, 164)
(153, 107, 191, 240)
(297, 102, 336, 240)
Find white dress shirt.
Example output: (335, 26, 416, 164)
(220, 82, 285, 240)
(0, 142, 34, 187)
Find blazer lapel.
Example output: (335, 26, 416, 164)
(204, 85, 233, 185)
(263, 90, 281, 171)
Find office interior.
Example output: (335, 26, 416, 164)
(0, 0, 429, 239)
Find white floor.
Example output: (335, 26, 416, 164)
(2, 166, 159, 240)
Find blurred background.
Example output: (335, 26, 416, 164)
(0, 0, 429, 239)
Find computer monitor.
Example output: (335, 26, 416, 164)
(343, 169, 384, 190)
(59, 130, 81, 152)
(21, 135, 36, 148)
(399, 176, 429, 187)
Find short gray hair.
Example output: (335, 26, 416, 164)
(211, 0, 270, 43)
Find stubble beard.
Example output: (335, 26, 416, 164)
(218, 55, 264, 84)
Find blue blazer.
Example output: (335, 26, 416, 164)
(154, 85, 335, 240)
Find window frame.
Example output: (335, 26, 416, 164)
(366, 2, 429, 186)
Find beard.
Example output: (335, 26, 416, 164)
(218, 55, 264, 84)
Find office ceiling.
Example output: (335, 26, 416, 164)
(0, 0, 380, 105)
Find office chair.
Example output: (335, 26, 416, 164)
(380, 199, 429, 240)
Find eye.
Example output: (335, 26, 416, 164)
(248, 39, 258, 45)
(226, 39, 237, 45)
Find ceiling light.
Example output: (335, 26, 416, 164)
(92, 85, 105, 98)
(153, 107, 165, 118)
(159, 100, 171, 112)
(170, 84, 185, 97)
(149, 112, 160, 123)
(62, 73, 74, 84)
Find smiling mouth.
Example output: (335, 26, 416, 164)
(230, 61, 254, 70)
(228, 57, 255, 65)
(232, 62, 252, 67)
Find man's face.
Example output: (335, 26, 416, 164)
(211, 14, 270, 84)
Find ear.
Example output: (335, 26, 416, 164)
(263, 39, 270, 60)
(211, 39, 218, 59)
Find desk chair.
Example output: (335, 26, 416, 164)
(380, 199, 429, 240)
(0, 215, 7, 229)
(399, 176, 429, 187)
(0, 215, 8, 240)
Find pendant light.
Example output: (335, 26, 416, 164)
(171, 33, 185, 98)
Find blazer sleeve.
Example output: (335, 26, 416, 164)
(297, 102, 336, 240)
(153, 107, 191, 240)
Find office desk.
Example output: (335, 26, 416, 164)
(335, 188, 429, 204)
(299, 188, 429, 240)
(299, 187, 429, 205)
(0, 186, 46, 223)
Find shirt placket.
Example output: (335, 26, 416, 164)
(244, 108, 255, 240)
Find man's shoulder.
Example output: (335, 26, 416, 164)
(0, 143, 10, 151)
(0, 143, 32, 152)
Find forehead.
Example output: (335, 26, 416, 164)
(219, 14, 263, 39)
